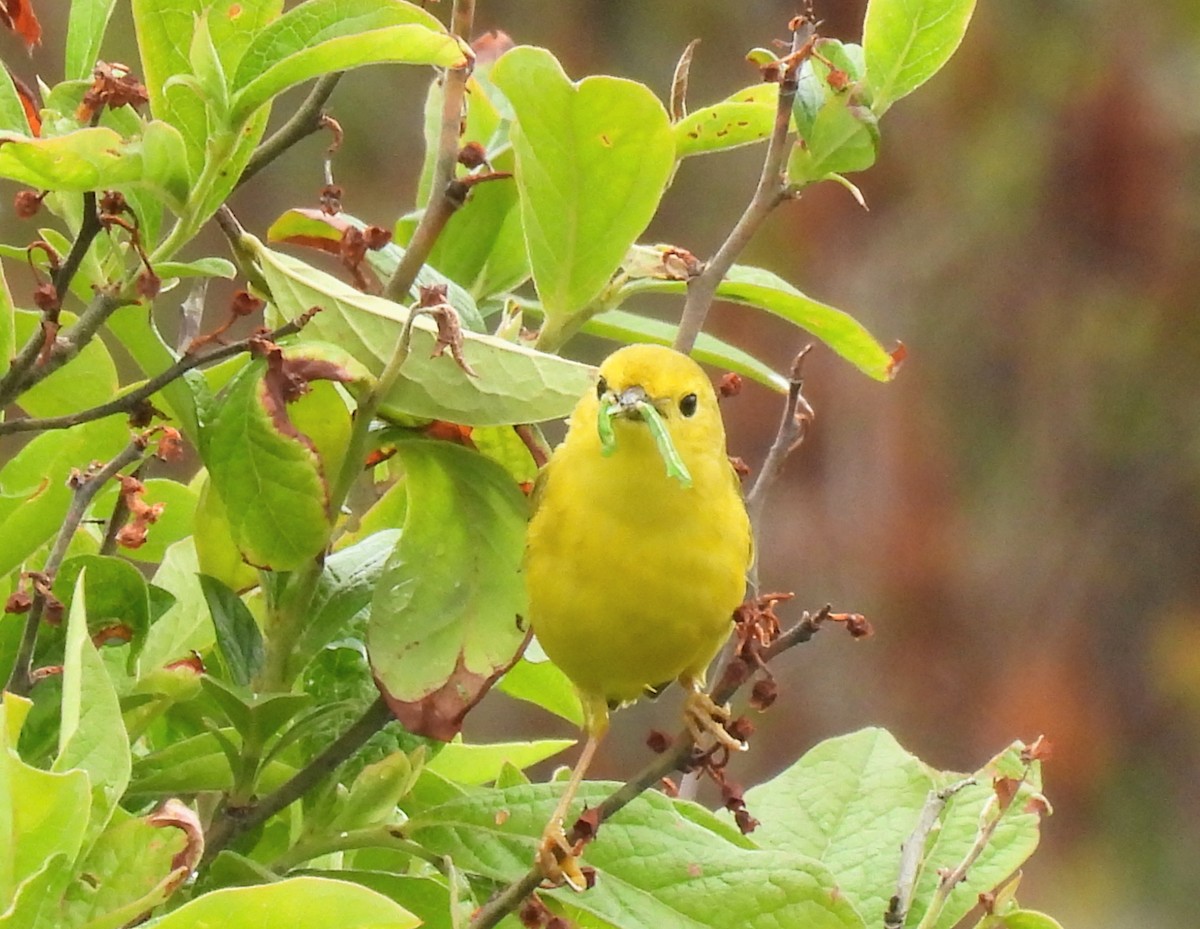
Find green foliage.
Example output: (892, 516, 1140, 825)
(0, 0, 1061, 926)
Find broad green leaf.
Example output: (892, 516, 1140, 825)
(0, 853, 75, 929)
(198, 574, 265, 687)
(10, 309, 119, 419)
(490, 47, 675, 328)
(496, 652, 584, 727)
(745, 727, 934, 924)
(138, 539, 215, 674)
(229, 0, 469, 125)
(674, 83, 778, 158)
(0, 67, 28, 134)
(864, 0, 977, 113)
(53, 572, 132, 854)
(0, 693, 90, 909)
(787, 95, 879, 185)
(0, 418, 128, 580)
(470, 425, 539, 485)
(193, 478, 259, 592)
(197, 353, 332, 571)
(620, 264, 899, 381)
(410, 783, 867, 929)
(66, 0, 120, 81)
(149, 876, 420, 929)
(302, 873, 455, 929)
(0, 125, 189, 210)
(288, 377, 353, 483)
(59, 807, 189, 928)
(156, 256, 237, 280)
(995, 911, 1065, 929)
(330, 751, 418, 831)
(425, 738, 574, 786)
(582, 307, 787, 392)
(0, 266, 15, 396)
(129, 729, 296, 796)
(792, 42, 869, 140)
(290, 529, 401, 680)
(199, 676, 311, 750)
(54, 555, 152, 662)
(133, 0, 283, 179)
(368, 440, 529, 740)
(252, 237, 595, 425)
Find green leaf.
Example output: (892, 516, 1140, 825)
(674, 83, 778, 158)
(490, 47, 675, 328)
(148, 875, 420, 929)
(996, 911, 1066, 929)
(59, 808, 189, 928)
(252, 237, 595, 425)
(156, 256, 237, 280)
(198, 574, 265, 687)
(620, 264, 899, 381)
(331, 751, 418, 831)
(582, 307, 788, 392)
(140, 118, 193, 208)
(495, 651, 584, 727)
(864, 0, 977, 113)
(133, 0, 283, 179)
(129, 729, 297, 796)
(10, 309, 119, 419)
(0, 68, 28, 134)
(197, 354, 332, 571)
(66, 0, 120, 81)
(290, 530, 401, 680)
(53, 572, 132, 855)
(0, 128, 141, 191)
(0, 693, 91, 909)
(193, 478, 259, 593)
(410, 783, 867, 929)
(54, 555, 152, 664)
(787, 95, 879, 184)
(368, 440, 529, 741)
(425, 738, 574, 786)
(0, 258, 13, 374)
(302, 873, 456, 929)
(745, 727, 934, 924)
(138, 539, 215, 673)
(229, 0, 469, 125)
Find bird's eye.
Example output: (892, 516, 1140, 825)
(595, 375, 608, 400)
(679, 393, 698, 417)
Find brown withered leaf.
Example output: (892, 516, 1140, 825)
(7, 69, 40, 134)
(0, 0, 41, 49)
(258, 342, 355, 443)
(76, 62, 148, 122)
(146, 799, 204, 891)
(115, 474, 164, 550)
(374, 645, 524, 742)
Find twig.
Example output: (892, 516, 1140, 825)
(467, 608, 830, 929)
(4, 436, 148, 696)
(0, 193, 105, 407)
(885, 778, 976, 929)
(672, 19, 815, 355)
(0, 314, 316, 437)
(239, 72, 344, 187)
(200, 696, 394, 868)
(382, 0, 475, 303)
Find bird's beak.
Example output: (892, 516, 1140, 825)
(613, 384, 649, 419)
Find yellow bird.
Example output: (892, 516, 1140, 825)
(524, 343, 752, 887)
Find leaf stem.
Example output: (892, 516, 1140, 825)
(4, 436, 148, 696)
(239, 73, 344, 186)
(271, 822, 447, 874)
(200, 695, 394, 869)
(382, 0, 475, 303)
(672, 19, 814, 355)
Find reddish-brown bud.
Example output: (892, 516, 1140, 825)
(13, 189, 44, 218)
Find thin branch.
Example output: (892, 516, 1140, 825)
(672, 19, 815, 355)
(239, 72, 344, 187)
(382, 0, 475, 303)
(271, 822, 449, 875)
(0, 192, 105, 408)
(885, 778, 976, 929)
(4, 436, 148, 696)
(468, 607, 832, 929)
(200, 696, 394, 869)
(0, 313, 316, 437)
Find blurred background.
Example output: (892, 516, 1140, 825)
(4, 1, 1199, 926)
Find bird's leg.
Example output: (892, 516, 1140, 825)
(537, 731, 602, 891)
(682, 676, 747, 752)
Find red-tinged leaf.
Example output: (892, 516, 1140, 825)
(0, 0, 41, 48)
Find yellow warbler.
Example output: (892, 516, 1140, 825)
(524, 343, 752, 887)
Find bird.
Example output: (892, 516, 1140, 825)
(523, 342, 753, 888)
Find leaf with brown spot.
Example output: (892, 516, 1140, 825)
(368, 440, 529, 741)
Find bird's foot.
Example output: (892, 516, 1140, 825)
(683, 688, 747, 753)
(536, 819, 589, 892)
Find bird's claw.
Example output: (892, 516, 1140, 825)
(683, 689, 747, 753)
(537, 821, 589, 892)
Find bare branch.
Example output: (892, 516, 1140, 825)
(239, 72, 344, 187)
